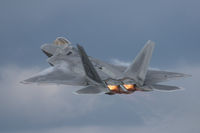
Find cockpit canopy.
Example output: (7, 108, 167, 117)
(54, 37, 71, 45)
(41, 37, 71, 57)
(53, 37, 71, 47)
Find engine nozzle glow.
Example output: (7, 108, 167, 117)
(107, 85, 120, 91)
(123, 84, 136, 91)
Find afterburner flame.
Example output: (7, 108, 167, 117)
(107, 85, 120, 91)
(123, 84, 136, 91)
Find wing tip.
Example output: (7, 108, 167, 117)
(174, 73, 192, 79)
(183, 74, 192, 78)
(20, 79, 32, 84)
(73, 91, 81, 95)
(151, 84, 184, 92)
(146, 40, 155, 46)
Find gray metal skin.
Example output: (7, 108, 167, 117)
(22, 37, 190, 95)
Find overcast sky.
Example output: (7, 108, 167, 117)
(0, 0, 200, 133)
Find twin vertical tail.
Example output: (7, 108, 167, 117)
(124, 40, 155, 86)
(76, 41, 155, 94)
(75, 41, 183, 94)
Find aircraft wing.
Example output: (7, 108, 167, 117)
(149, 84, 183, 91)
(145, 70, 191, 84)
(21, 63, 87, 86)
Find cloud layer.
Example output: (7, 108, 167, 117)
(0, 66, 101, 131)
(0, 63, 199, 133)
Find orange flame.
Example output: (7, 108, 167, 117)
(107, 85, 120, 91)
(123, 84, 136, 91)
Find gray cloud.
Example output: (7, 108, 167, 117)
(0, 65, 101, 131)
(0, 0, 199, 132)
(110, 59, 131, 67)
(0, 63, 199, 133)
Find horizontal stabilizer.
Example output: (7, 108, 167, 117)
(74, 85, 106, 94)
(145, 70, 191, 84)
(150, 84, 183, 91)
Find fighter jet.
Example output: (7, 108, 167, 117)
(21, 37, 190, 95)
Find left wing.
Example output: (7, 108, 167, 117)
(21, 63, 87, 86)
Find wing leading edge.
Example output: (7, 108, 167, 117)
(21, 63, 87, 86)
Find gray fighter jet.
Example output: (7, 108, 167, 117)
(21, 37, 190, 95)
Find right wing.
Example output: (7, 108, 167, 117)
(21, 63, 87, 86)
(150, 84, 183, 91)
(145, 70, 191, 84)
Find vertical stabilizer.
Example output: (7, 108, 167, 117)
(77, 44, 104, 85)
(76, 44, 108, 94)
(124, 40, 155, 86)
